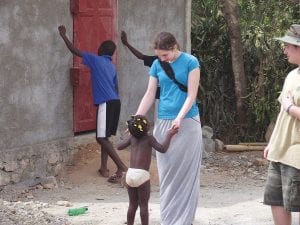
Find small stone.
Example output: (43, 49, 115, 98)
(56, 201, 72, 207)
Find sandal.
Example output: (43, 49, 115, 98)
(107, 173, 123, 183)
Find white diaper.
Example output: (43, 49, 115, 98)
(126, 168, 150, 187)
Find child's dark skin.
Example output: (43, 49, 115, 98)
(118, 129, 177, 170)
(117, 125, 177, 225)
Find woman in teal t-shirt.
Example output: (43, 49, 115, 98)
(135, 31, 203, 225)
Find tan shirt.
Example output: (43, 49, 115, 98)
(267, 67, 300, 169)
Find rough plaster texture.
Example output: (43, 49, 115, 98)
(118, 0, 191, 129)
(0, 0, 73, 185)
(0, 0, 191, 185)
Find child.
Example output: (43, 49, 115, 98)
(58, 25, 127, 183)
(117, 115, 178, 225)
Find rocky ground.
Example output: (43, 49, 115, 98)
(0, 138, 299, 225)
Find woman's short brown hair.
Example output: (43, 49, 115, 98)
(153, 32, 179, 50)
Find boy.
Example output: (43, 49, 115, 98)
(117, 115, 178, 225)
(58, 25, 127, 183)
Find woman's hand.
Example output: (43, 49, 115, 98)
(172, 117, 182, 130)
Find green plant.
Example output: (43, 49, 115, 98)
(192, 0, 298, 143)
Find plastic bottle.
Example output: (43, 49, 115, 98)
(68, 206, 88, 216)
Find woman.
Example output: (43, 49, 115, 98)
(135, 32, 203, 225)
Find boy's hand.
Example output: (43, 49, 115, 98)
(58, 25, 66, 37)
(121, 31, 128, 45)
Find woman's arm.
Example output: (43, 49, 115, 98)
(136, 76, 158, 115)
(172, 67, 200, 129)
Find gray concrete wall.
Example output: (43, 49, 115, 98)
(0, 0, 191, 186)
(0, 0, 74, 185)
(118, 0, 191, 128)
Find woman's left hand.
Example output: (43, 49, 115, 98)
(282, 91, 294, 111)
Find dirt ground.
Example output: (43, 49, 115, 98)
(1, 135, 300, 225)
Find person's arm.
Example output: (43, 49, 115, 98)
(121, 31, 145, 60)
(136, 76, 158, 115)
(263, 145, 270, 159)
(172, 67, 200, 129)
(117, 135, 131, 150)
(151, 127, 178, 153)
(282, 91, 300, 120)
(113, 75, 119, 95)
(58, 25, 82, 58)
(286, 105, 300, 120)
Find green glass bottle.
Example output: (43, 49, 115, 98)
(68, 206, 88, 216)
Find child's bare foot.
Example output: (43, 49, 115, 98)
(98, 169, 109, 178)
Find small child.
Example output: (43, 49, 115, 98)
(117, 115, 178, 225)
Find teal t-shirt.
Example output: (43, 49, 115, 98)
(150, 52, 200, 119)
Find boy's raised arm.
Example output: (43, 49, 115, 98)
(58, 25, 82, 58)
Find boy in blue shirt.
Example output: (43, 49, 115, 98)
(58, 25, 127, 183)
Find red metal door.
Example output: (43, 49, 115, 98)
(70, 0, 117, 133)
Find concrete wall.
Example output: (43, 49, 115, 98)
(0, 0, 191, 186)
(0, 0, 73, 185)
(118, 0, 191, 128)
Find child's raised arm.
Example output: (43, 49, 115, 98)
(151, 127, 178, 153)
(117, 135, 131, 150)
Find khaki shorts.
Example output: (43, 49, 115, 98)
(264, 161, 300, 212)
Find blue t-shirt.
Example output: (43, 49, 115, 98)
(82, 52, 119, 104)
(150, 52, 200, 119)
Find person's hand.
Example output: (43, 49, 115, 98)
(167, 126, 179, 136)
(121, 31, 128, 45)
(58, 25, 66, 37)
(171, 117, 182, 130)
(282, 91, 294, 112)
(263, 145, 269, 159)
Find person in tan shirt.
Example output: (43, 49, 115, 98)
(263, 24, 300, 225)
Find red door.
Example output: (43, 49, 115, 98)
(70, 0, 117, 133)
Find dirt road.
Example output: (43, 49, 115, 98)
(1, 138, 299, 225)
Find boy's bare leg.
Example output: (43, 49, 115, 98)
(99, 150, 109, 177)
(96, 138, 109, 177)
(97, 137, 127, 176)
(127, 187, 138, 225)
(271, 206, 291, 225)
(138, 181, 150, 225)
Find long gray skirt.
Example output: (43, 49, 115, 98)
(153, 116, 203, 225)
